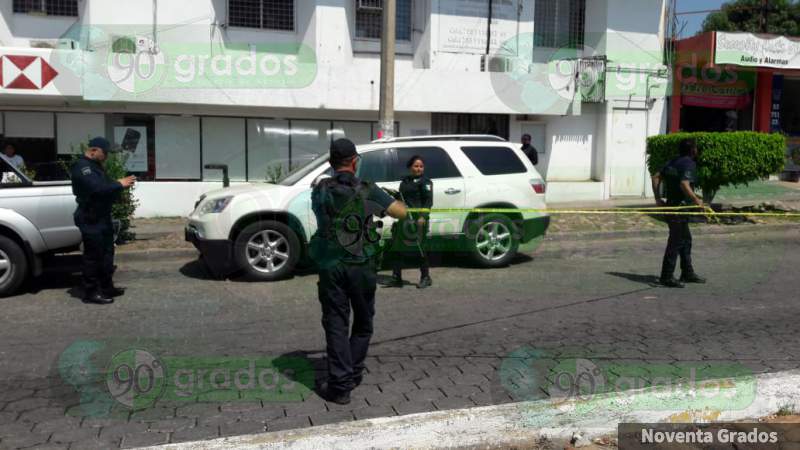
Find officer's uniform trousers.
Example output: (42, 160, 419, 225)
(317, 259, 377, 392)
(75, 209, 115, 293)
(661, 214, 693, 279)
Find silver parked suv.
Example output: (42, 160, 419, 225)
(0, 156, 81, 296)
(186, 135, 550, 280)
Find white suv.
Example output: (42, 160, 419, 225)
(185, 135, 549, 280)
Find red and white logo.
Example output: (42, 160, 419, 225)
(0, 55, 59, 90)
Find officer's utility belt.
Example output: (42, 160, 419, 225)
(76, 205, 105, 224)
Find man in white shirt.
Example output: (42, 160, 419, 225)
(3, 144, 25, 171)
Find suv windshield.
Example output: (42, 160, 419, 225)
(278, 153, 330, 186)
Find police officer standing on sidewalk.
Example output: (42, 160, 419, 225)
(71, 137, 136, 304)
(651, 138, 706, 288)
(310, 138, 407, 405)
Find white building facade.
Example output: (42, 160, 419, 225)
(0, 0, 669, 217)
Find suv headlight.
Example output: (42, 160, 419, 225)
(198, 196, 233, 215)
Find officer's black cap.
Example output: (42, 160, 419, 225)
(88, 137, 112, 154)
(330, 138, 358, 165)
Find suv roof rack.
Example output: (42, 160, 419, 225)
(371, 134, 507, 144)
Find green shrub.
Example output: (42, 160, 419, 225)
(647, 132, 786, 202)
(66, 143, 140, 243)
(265, 163, 284, 184)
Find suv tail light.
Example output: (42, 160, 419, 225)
(531, 179, 546, 194)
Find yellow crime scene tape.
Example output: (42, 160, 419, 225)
(405, 206, 800, 218)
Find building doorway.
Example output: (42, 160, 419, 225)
(609, 108, 648, 197)
(431, 113, 509, 140)
(680, 105, 754, 132)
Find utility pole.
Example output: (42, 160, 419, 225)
(760, 0, 769, 33)
(486, 0, 494, 56)
(378, 0, 396, 139)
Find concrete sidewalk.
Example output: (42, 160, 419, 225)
(548, 180, 800, 210)
(137, 369, 800, 450)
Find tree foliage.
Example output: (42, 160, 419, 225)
(647, 132, 786, 202)
(702, 0, 800, 36)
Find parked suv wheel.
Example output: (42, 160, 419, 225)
(0, 236, 28, 297)
(234, 221, 300, 281)
(467, 214, 519, 268)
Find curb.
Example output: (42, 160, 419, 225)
(112, 223, 799, 262)
(136, 369, 800, 450)
(546, 222, 799, 242)
(115, 248, 198, 262)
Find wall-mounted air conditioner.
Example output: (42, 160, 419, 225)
(136, 36, 157, 53)
(481, 54, 513, 73)
(577, 57, 606, 103)
(111, 36, 136, 54)
(30, 40, 58, 49)
(31, 39, 79, 50)
(357, 0, 383, 11)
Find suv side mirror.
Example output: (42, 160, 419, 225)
(311, 173, 331, 188)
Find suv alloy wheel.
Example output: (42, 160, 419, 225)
(234, 220, 301, 281)
(0, 236, 28, 297)
(467, 214, 519, 268)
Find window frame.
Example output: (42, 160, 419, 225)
(12, 0, 78, 17)
(227, 0, 297, 33)
(352, 0, 414, 54)
(533, 0, 586, 50)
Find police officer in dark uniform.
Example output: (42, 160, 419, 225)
(310, 138, 407, 405)
(71, 137, 136, 304)
(521, 133, 538, 166)
(651, 138, 706, 288)
(388, 154, 433, 289)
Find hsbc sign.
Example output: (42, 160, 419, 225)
(0, 55, 59, 90)
(0, 49, 81, 96)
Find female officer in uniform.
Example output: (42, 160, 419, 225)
(388, 155, 433, 289)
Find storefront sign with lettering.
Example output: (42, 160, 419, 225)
(715, 32, 800, 69)
(438, 0, 520, 54)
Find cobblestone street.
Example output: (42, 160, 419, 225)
(0, 226, 798, 449)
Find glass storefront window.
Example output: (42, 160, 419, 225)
(248, 119, 290, 182)
(331, 121, 372, 145)
(290, 120, 332, 170)
(202, 117, 246, 182)
(0, 113, 407, 183)
(57, 113, 105, 155)
(155, 116, 201, 180)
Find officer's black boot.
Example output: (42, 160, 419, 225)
(101, 285, 126, 297)
(387, 270, 403, 288)
(83, 290, 114, 305)
(318, 383, 351, 405)
(418, 275, 432, 289)
(680, 273, 706, 284)
(659, 277, 685, 288)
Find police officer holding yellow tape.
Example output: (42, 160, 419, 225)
(651, 138, 706, 288)
(388, 155, 433, 289)
(310, 138, 407, 404)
